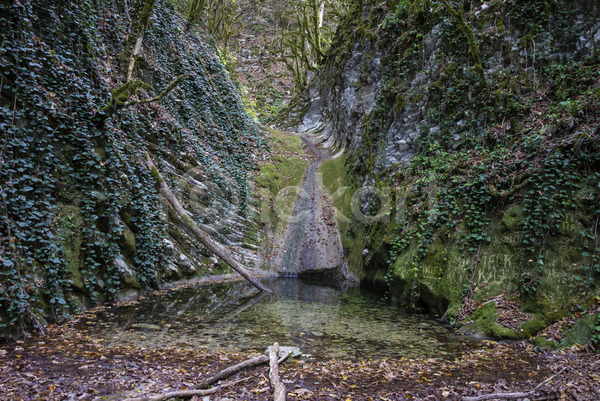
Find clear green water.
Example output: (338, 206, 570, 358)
(81, 278, 475, 360)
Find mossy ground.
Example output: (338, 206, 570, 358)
(255, 155, 308, 197)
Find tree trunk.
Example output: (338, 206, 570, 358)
(122, 355, 269, 401)
(145, 155, 272, 294)
(195, 355, 269, 389)
(120, 0, 158, 82)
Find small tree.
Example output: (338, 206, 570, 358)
(186, 0, 242, 50)
(277, 0, 348, 91)
(120, 0, 158, 82)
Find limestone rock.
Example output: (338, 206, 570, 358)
(115, 257, 135, 278)
(265, 345, 302, 359)
(175, 253, 196, 275)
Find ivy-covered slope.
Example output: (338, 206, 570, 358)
(0, 0, 265, 335)
(293, 0, 600, 343)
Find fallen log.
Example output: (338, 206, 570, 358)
(193, 349, 288, 391)
(269, 342, 287, 401)
(462, 368, 566, 401)
(123, 354, 269, 401)
(194, 355, 269, 389)
(124, 384, 218, 401)
(146, 154, 272, 293)
(123, 377, 247, 401)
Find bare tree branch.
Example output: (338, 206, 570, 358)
(145, 155, 273, 294)
(462, 368, 567, 401)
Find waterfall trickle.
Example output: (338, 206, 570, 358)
(270, 133, 347, 278)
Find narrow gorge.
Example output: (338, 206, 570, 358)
(1, 0, 600, 400)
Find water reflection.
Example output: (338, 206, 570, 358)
(81, 278, 475, 360)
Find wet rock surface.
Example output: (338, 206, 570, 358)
(270, 133, 347, 278)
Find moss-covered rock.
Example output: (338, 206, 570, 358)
(459, 302, 519, 339)
(561, 313, 600, 348)
(121, 224, 137, 261)
(500, 205, 524, 232)
(533, 336, 560, 350)
(520, 319, 547, 338)
(57, 205, 84, 291)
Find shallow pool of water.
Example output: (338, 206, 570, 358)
(81, 277, 476, 360)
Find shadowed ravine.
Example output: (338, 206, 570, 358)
(271, 133, 346, 277)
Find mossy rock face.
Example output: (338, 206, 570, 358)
(242, 210, 260, 246)
(320, 153, 352, 222)
(523, 296, 567, 324)
(558, 211, 586, 237)
(346, 225, 366, 280)
(57, 205, 84, 291)
(117, 258, 140, 290)
(120, 224, 137, 260)
(460, 302, 519, 339)
(533, 336, 560, 350)
(519, 319, 547, 338)
(416, 283, 449, 315)
(539, 239, 587, 304)
(117, 289, 140, 302)
(500, 204, 524, 232)
(372, 196, 591, 326)
(561, 313, 599, 348)
(256, 155, 309, 198)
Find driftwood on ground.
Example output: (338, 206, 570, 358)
(146, 155, 272, 293)
(462, 368, 566, 401)
(122, 378, 245, 401)
(269, 342, 287, 401)
(194, 355, 269, 389)
(122, 354, 270, 401)
(121, 344, 292, 401)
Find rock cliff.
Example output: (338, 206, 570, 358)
(0, 0, 265, 334)
(290, 0, 600, 343)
